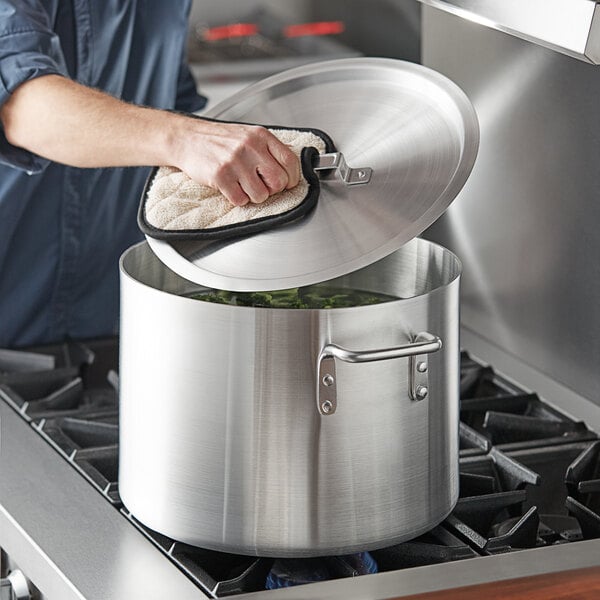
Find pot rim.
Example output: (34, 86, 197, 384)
(119, 237, 462, 311)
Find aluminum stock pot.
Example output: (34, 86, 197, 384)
(118, 237, 461, 556)
(118, 57, 477, 556)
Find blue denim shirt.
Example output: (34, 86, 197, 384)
(0, 0, 205, 347)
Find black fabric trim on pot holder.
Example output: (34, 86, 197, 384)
(137, 115, 336, 242)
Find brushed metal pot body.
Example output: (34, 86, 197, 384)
(118, 238, 461, 557)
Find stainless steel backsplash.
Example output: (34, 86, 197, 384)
(421, 6, 600, 405)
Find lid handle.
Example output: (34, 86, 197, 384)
(312, 152, 372, 186)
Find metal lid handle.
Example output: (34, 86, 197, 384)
(312, 152, 373, 185)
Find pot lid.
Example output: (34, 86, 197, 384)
(147, 58, 479, 291)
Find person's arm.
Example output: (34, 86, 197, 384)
(0, 74, 300, 206)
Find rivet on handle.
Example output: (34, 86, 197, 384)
(409, 333, 439, 402)
(317, 355, 338, 416)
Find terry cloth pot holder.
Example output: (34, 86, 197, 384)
(138, 123, 335, 241)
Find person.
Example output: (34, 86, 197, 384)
(0, 0, 300, 348)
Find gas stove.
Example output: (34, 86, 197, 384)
(1, 337, 600, 599)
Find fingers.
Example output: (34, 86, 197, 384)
(217, 128, 300, 205)
(239, 171, 270, 205)
(223, 168, 285, 206)
(217, 178, 251, 207)
(213, 163, 271, 206)
(266, 137, 301, 190)
(178, 119, 302, 206)
(256, 155, 290, 196)
(244, 127, 300, 197)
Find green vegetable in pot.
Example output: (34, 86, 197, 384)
(185, 284, 400, 309)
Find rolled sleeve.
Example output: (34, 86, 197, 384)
(0, 2, 69, 173)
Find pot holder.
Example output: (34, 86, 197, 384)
(138, 122, 335, 241)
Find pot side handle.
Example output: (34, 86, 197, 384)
(316, 332, 442, 416)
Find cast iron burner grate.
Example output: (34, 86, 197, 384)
(1, 340, 600, 596)
(459, 352, 596, 451)
(0, 340, 120, 505)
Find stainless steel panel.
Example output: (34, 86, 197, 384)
(119, 238, 460, 556)
(418, 0, 600, 64)
(148, 57, 478, 291)
(422, 6, 600, 407)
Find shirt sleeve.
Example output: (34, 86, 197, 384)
(174, 59, 207, 114)
(0, 0, 69, 174)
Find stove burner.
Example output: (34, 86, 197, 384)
(1, 341, 600, 596)
(265, 552, 377, 589)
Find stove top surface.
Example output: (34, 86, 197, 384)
(1, 338, 600, 598)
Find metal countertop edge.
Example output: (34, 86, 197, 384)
(0, 401, 206, 600)
(240, 539, 600, 599)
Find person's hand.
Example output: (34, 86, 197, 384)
(0, 76, 299, 206)
(172, 118, 300, 206)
